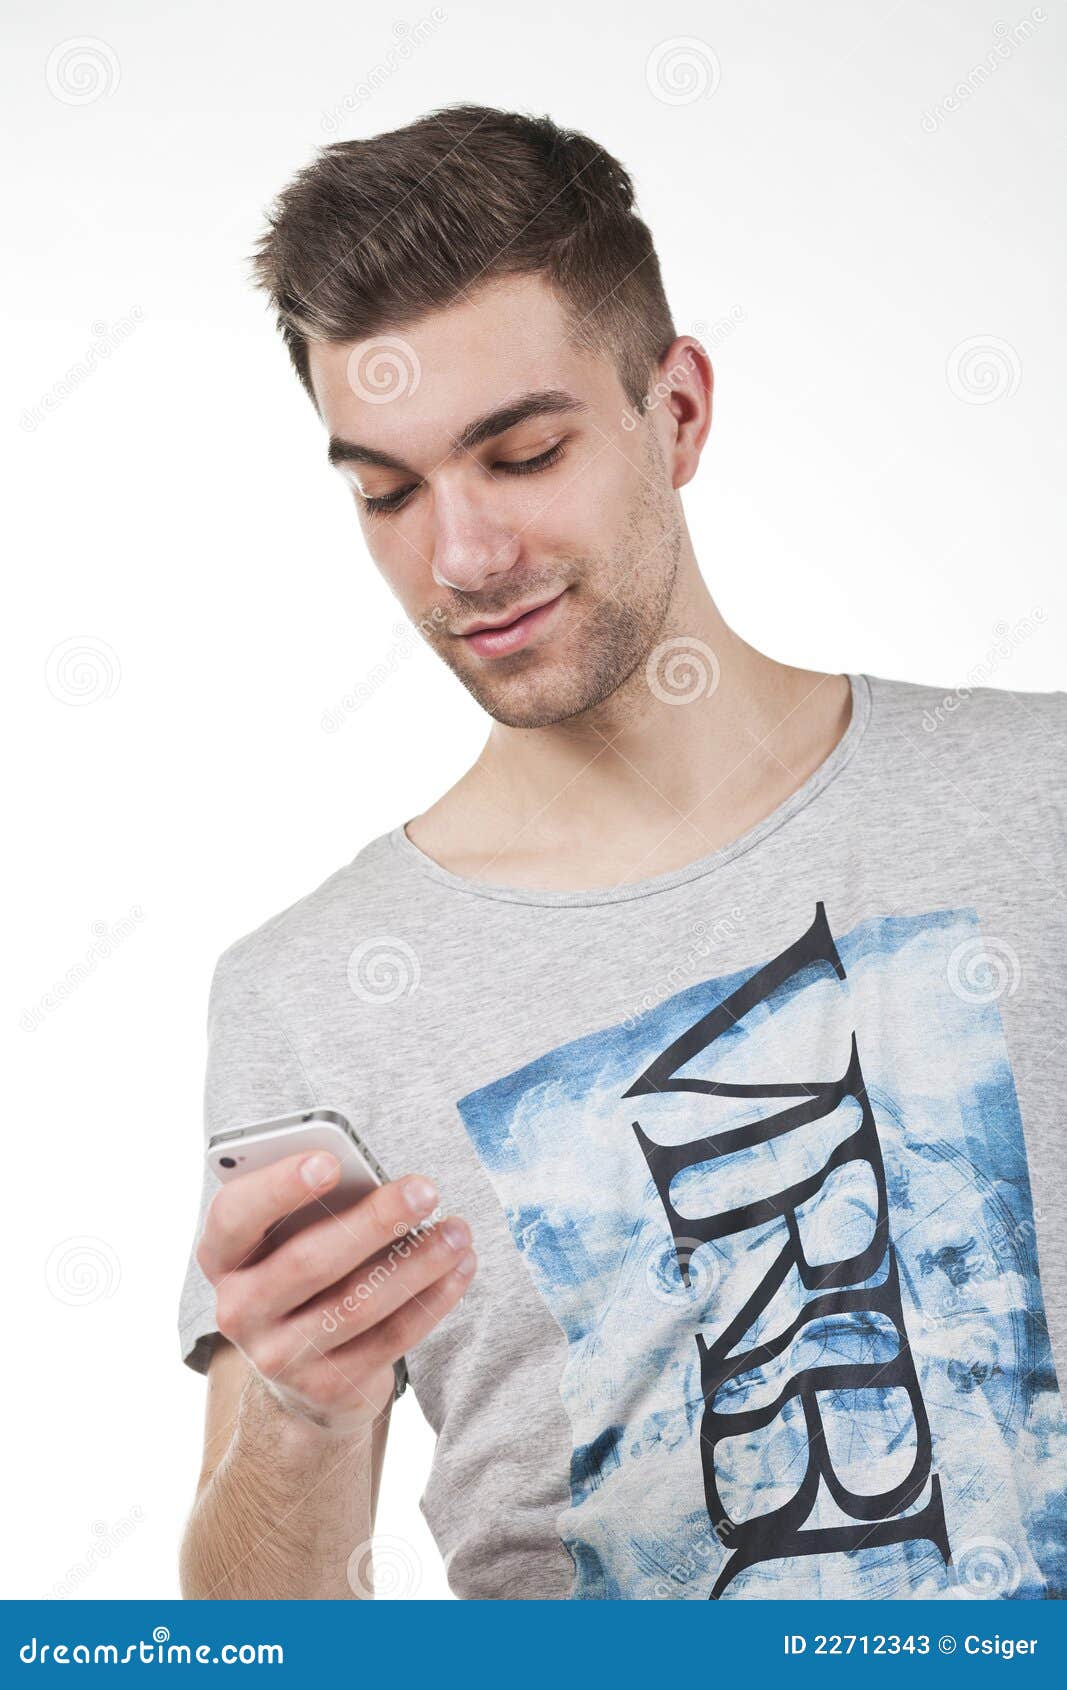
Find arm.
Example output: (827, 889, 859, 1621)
(179, 1153, 476, 1599)
(179, 1340, 389, 1600)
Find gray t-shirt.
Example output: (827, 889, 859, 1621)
(178, 672, 1067, 1600)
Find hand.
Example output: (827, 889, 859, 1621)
(196, 1152, 476, 1434)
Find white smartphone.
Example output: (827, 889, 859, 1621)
(207, 1107, 388, 1250)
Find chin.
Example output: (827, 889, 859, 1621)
(465, 660, 631, 730)
(483, 699, 580, 730)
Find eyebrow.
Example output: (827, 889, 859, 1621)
(326, 387, 590, 474)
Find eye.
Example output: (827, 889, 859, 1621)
(360, 484, 416, 516)
(358, 441, 566, 516)
(495, 442, 566, 478)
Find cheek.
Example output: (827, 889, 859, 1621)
(360, 525, 430, 606)
(513, 467, 619, 563)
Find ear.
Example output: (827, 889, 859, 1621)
(652, 338, 713, 490)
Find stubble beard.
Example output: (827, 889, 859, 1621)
(423, 435, 685, 730)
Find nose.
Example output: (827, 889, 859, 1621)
(430, 476, 521, 593)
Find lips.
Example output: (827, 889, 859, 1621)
(458, 590, 567, 658)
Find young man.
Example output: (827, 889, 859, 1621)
(178, 104, 1067, 1602)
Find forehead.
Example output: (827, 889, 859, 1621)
(307, 273, 616, 454)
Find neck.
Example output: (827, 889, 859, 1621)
(409, 554, 853, 890)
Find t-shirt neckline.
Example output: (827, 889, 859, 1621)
(388, 672, 873, 908)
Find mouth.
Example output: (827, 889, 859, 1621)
(456, 589, 568, 659)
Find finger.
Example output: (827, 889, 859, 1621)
(291, 1214, 472, 1353)
(322, 1250, 477, 1378)
(228, 1174, 440, 1319)
(197, 1150, 348, 1280)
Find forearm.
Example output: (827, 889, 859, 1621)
(180, 1371, 383, 1600)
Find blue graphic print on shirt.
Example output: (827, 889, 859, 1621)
(456, 905, 1067, 1599)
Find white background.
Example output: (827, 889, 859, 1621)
(5, 0, 1063, 1600)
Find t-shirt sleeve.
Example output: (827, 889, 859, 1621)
(176, 948, 409, 1400)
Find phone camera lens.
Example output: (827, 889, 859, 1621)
(219, 1156, 237, 1169)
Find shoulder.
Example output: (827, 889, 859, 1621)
(208, 829, 405, 1001)
(863, 670, 1066, 792)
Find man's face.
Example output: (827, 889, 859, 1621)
(308, 274, 684, 729)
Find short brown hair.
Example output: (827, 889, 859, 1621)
(251, 103, 676, 411)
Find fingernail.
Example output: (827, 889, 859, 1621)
(455, 1251, 477, 1277)
(442, 1218, 468, 1250)
(301, 1153, 338, 1188)
(402, 1175, 438, 1215)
